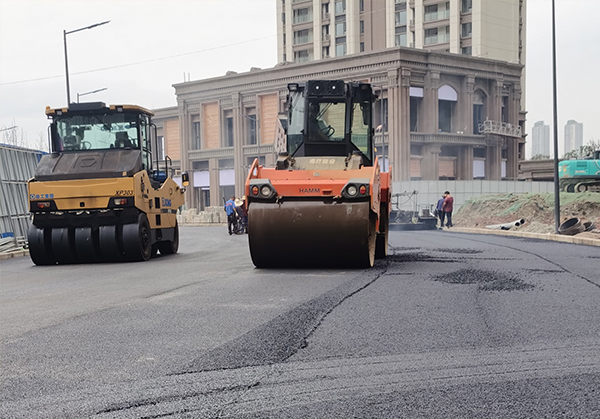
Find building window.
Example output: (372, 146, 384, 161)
(438, 85, 458, 133)
(374, 98, 388, 132)
(322, 46, 330, 57)
(192, 121, 201, 150)
(156, 135, 165, 160)
(294, 29, 312, 45)
(462, 22, 472, 38)
(360, 42, 364, 52)
(294, 49, 313, 62)
(461, 0, 472, 13)
(360, 20, 364, 34)
(336, 37, 347, 56)
(462, 46, 472, 55)
(335, 21, 346, 36)
(359, 0, 364, 12)
(246, 115, 257, 145)
(293, 7, 312, 24)
(335, 0, 346, 15)
(395, 26, 407, 46)
(424, 27, 438, 45)
(225, 117, 234, 147)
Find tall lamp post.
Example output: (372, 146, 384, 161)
(77, 87, 107, 103)
(64, 20, 110, 105)
(551, 0, 561, 233)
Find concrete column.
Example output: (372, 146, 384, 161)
(461, 75, 475, 134)
(423, 70, 440, 133)
(421, 144, 441, 180)
(179, 101, 193, 208)
(457, 145, 474, 180)
(506, 83, 522, 179)
(232, 93, 245, 198)
(486, 144, 502, 180)
(209, 157, 219, 206)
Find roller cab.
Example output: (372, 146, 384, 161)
(245, 80, 391, 268)
(27, 102, 188, 265)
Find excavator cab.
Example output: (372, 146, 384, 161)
(286, 80, 374, 166)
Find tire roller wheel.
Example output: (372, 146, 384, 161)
(122, 213, 152, 261)
(249, 201, 376, 269)
(27, 224, 55, 265)
(74, 227, 98, 263)
(158, 222, 179, 255)
(375, 204, 389, 259)
(51, 227, 77, 264)
(98, 225, 123, 262)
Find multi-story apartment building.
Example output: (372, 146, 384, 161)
(277, 0, 525, 63)
(154, 47, 524, 210)
(563, 119, 583, 156)
(531, 120, 550, 158)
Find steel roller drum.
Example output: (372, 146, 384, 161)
(248, 200, 375, 268)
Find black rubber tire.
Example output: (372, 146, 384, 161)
(375, 205, 389, 259)
(558, 217, 584, 236)
(158, 222, 179, 255)
(99, 225, 122, 262)
(575, 183, 588, 193)
(51, 227, 76, 264)
(27, 224, 55, 265)
(122, 214, 152, 261)
(74, 227, 98, 263)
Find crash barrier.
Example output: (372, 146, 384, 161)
(0, 144, 45, 252)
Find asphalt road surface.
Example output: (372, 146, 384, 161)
(1, 226, 599, 418)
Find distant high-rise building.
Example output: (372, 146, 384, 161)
(564, 120, 583, 155)
(531, 120, 550, 158)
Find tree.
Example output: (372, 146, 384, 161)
(530, 154, 551, 160)
(1, 121, 27, 147)
(563, 139, 600, 159)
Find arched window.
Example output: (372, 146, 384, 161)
(438, 85, 457, 133)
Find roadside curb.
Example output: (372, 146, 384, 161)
(448, 227, 600, 247)
(0, 249, 29, 260)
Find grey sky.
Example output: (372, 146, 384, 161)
(1, 0, 598, 158)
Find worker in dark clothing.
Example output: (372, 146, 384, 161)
(436, 193, 446, 230)
(224, 196, 237, 235)
(442, 191, 454, 228)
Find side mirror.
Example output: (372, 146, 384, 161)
(181, 171, 190, 187)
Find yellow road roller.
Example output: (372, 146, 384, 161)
(27, 102, 188, 265)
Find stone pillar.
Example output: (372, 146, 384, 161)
(486, 142, 502, 180)
(421, 144, 441, 180)
(506, 84, 522, 179)
(179, 100, 193, 208)
(423, 70, 440, 133)
(461, 75, 475, 135)
(209, 157, 219, 207)
(232, 93, 245, 198)
(457, 145, 474, 180)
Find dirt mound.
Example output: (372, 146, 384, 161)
(454, 192, 600, 236)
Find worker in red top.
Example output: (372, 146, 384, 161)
(442, 190, 454, 228)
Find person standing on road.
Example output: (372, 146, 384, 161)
(442, 191, 454, 228)
(436, 193, 446, 230)
(224, 196, 237, 235)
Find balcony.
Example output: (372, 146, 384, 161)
(293, 13, 313, 24)
(424, 10, 450, 22)
(424, 33, 450, 45)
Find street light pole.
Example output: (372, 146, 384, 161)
(551, 0, 561, 233)
(77, 87, 107, 103)
(63, 20, 110, 105)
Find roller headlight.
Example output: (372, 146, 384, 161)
(260, 185, 272, 197)
(347, 185, 358, 196)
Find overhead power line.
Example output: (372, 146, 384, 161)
(0, 35, 275, 86)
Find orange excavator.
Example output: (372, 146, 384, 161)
(245, 80, 391, 268)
